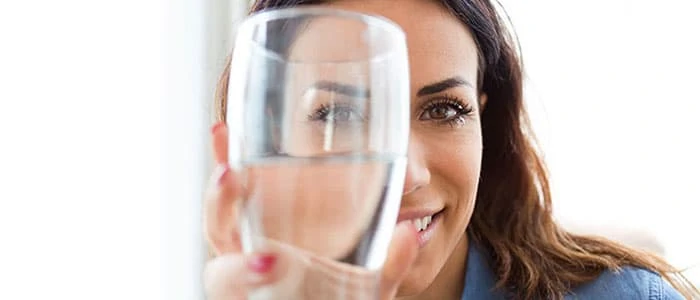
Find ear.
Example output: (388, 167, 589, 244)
(478, 93, 488, 114)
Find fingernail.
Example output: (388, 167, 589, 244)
(211, 122, 226, 134)
(248, 254, 276, 273)
(216, 165, 231, 186)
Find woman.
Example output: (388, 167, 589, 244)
(204, 0, 698, 299)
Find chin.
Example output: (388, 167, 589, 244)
(394, 209, 473, 298)
(394, 245, 445, 297)
(396, 272, 436, 297)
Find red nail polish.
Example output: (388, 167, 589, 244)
(217, 166, 231, 185)
(248, 254, 276, 273)
(211, 122, 226, 134)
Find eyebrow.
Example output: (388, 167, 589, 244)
(417, 76, 473, 96)
(310, 81, 370, 98)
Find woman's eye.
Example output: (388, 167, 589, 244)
(420, 105, 458, 120)
(417, 98, 474, 126)
(309, 105, 364, 123)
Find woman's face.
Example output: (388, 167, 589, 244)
(320, 0, 484, 295)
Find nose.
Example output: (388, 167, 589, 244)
(402, 135, 431, 195)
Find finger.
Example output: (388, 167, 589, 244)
(204, 123, 241, 254)
(212, 122, 229, 164)
(204, 164, 241, 254)
(379, 221, 419, 299)
(204, 253, 284, 300)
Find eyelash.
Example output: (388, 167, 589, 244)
(420, 96, 474, 126)
(308, 97, 473, 125)
(307, 104, 364, 122)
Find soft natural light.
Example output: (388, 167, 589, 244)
(0, 1, 697, 299)
(1, 0, 160, 299)
(504, 0, 700, 281)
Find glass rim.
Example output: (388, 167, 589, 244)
(235, 6, 407, 65)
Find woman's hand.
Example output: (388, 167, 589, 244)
(203, 122, 419, 300)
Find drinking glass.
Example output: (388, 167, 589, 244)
(226, 7, 410, 299)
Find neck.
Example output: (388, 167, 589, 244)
(399, 233, 469, 300)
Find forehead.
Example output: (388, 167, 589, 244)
(321, 0, 480, 90)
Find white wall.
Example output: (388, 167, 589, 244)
(0, 0, 162, 299)
(161, 0, 246, 300)
(503, 0, 700, 281)
(0, 0, 245, 299)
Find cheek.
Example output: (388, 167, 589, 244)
(429, 130, 483, 196)
(427, 129, 482, 224)
(395, 129, 482, 294)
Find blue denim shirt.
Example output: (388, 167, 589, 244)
(461, 241, 685, 299)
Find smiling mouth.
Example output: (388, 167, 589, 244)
(411, 215, 433, 232)
(410, 210, 443, 233)
(408, 209, 444, 232)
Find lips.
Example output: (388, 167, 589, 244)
(396, 208, 444, 248)
(397, 208, 443, 224)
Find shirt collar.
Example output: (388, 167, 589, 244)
(461, 238, 509, 300)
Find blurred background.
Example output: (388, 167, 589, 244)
(0, 0, 697, 299)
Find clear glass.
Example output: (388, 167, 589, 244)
(227, 7, 410, 299)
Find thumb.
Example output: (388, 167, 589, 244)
(379, 221, 419, 299)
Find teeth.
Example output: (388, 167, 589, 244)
(411, 215, 433, 232)
(412, 219, 422, 231)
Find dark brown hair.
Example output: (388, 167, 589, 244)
(214, 0, 698, 298)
